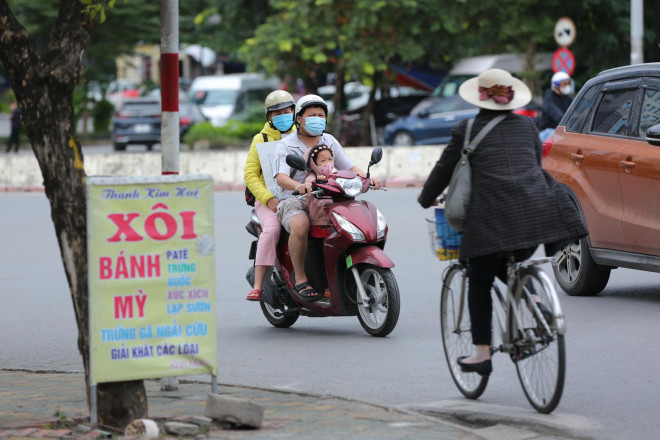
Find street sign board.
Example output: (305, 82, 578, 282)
(87, 175, 217, 385)
(554, 17, 576, 47)
(552, 48, 575, 76)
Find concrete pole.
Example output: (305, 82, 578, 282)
(631, 0, 644, 64)
(160, 0, 180, 174)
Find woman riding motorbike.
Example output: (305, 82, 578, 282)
(244, 90, 296, 301)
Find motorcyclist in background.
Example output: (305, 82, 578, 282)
(538, 71, 573, 142)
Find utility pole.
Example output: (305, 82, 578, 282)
(631, 0, 644, 64)
(159, 0, 180, 392)
(160, 0, 180, 175)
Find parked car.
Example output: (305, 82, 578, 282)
(106, 79, 140, 109)
(383, 94, 544, 146)
(112, 98, 205, 151)
(188, 73, 279, 127)
(431, 53, 553, 98)
(383, 96, 478, 146)
(542, 62, 660, 296)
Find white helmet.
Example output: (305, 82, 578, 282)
(295, 94, 328, 118)
(551, 71, 571, 88)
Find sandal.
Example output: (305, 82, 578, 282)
(246, 288, 261, 301)
(294, 282, 321, 302)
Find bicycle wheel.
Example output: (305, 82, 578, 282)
(440, 264, 488, 399)
(510, 266, 565, 413)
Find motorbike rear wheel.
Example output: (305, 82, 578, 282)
(260, 301, 299, 328)
(355, 264, 400, 337)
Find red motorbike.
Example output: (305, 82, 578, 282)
(246, 147, 400, 337)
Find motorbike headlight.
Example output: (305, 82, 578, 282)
(335, 177, 363, 197)
(376, 209, 387, 239)
(332, 212, 365, 241)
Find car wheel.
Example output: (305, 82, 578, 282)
(552, 236, 610, 296)
(392, 131, 414, 146)
(113, 143, 126, 151)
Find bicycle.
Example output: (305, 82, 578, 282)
(427, 207, 567, 414)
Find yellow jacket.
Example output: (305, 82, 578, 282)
(244, 122, 294, 206)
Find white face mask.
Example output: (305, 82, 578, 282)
(560, 85, 573, 95)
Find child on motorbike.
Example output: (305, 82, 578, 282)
(303, 144, 336, 299)
(303, 144, 335, 233)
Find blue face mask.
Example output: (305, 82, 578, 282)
(272, 113, 293, 132)
(304, 116, 326, 136)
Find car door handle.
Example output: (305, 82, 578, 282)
(570, 153, 584, 162)
(619, 160, 636, 169)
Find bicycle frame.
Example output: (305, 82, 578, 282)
(490, 257, 566, 357)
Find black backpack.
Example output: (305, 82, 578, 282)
(245, 133, 298, 206)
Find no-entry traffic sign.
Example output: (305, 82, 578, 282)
(552, 48, 575, 76)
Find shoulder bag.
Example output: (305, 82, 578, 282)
(445, 114, 506, 231)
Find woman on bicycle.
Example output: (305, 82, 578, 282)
(417, 69, 587, 376)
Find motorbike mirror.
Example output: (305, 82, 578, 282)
(286, 153, 308, 171)
(369, 147, 383, 166)
(366, 147, 383, 178)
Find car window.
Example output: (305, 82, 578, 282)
(638, 89, 660, 138)
(428, 98, 466, 114)
(431, 75, 474, 98)
(565, 84, 599, 133)
(591, 89, 637, 136)
(119, 101, 160, 116)
(191, 89, 238, 106)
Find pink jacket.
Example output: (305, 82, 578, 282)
(305, 173, 332, 226)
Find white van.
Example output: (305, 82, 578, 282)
(432, 53, 553, 98)
(188, 73, 279, 126)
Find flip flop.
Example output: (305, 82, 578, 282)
(294, 282, 321, 302)
(246, 288, 261, 301)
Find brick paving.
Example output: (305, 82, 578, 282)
(0, 370, 482, 439)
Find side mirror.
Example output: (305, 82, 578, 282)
(366, 147, 383, 178)
(286, 153, 307, 171)
(369, 147, 383, 166)
(646, 124, 660, 146)
(418, 109, 430, 118)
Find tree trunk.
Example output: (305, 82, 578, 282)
(359, 74, 380, 146)
(524, 37, 540, 96)
(0, 0, 147, 428)
(329, 70, 346, 136)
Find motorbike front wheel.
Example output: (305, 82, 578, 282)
(355, 265, 400, 337)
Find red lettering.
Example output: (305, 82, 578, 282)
(144, 212, 177, 240)
(147, 254, 161, 277)
(114, 252, 128, 279)
(114, 296, 133, 319)
(107, 213, 143, 242)
(179, 211, 198, 239)
(99, 257, 112, 279)
(135, 292, 147, 318)
(130, 255, 145, 278)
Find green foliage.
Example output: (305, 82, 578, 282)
(183, 121, 264, 148)
(53, 407, 67, 422)
(91, 99, 114, 133)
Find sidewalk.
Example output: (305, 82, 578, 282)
(0, 370, 482, 440)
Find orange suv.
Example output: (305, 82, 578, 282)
(543, 63, 660, 296)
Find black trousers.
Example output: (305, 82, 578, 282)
(466, 253, 507, 346)
(6, 128, 19, 152)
